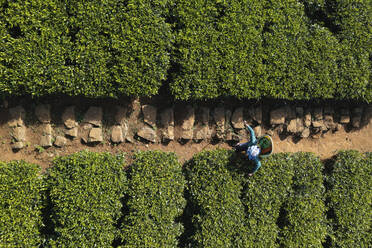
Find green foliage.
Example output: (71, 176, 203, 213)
(171, 0, 371, 101)
(0, 0, 171, 98)
(184, 149, 248, 248)
(241, 153, 294, 248)
(63, 0, 172, 97)
(46, 150, 127, 247)
(0, 160, 43, 247)
(327, 150, 372, 247)
(279, 152, 327, 247)
(0, 0, 71, 97)
(120, 151, 186, 248)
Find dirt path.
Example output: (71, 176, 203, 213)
(1, 121, 371, 169)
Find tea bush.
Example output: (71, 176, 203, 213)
(240, 153, 294, 248)
(184, 149, 248, 248)
(120, 151, 186, 248)
(0, 161, 43, 247)
(46, 151, 127, 247)
(279, 153, 327, 247)
(327, 150, 372, 247)
(0, 0, 171, 98)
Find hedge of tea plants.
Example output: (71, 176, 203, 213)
(45, 151, 127, 247)
(0, 0, 371, 101)
(120, 151, 186, 248)
(327, 150, 372, 248)
(0, 0, 171, 98)
(0, 150, 371, 247)
(240, 153, 294, 248)
(184, 150, 249, 247)
(0, 161, 44, 247)
(279, 153, 327, 248)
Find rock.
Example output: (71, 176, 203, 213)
(80, 123, 92, 143)
(142, 105, 157, 127)
(160, 108, 174, 140)
(231, 107, 244, 129)
(351, 107, 363, 128)
(324, 115, 336, 130)
(181, 106, 195, 140)
(248, 106, 262, 124)
(137, 126, 156, 143)
(62, 106, 78, 129)
(270, 107, 286, 125)
(35, 104, 51, 123)
(12, 126, 26, 142)
(301, 128, 310, 138)
(42, 124, 52, 136)
(126, 136, 134, 143)
(54, 136, 67, 147)
(8, 106, 25, 127)
(88, 128, 103, 143)
(194, 126, 210, 140)
(339, 108, 350, 124)
(111, 125, 123, 143)
(115, 106, 128, 126)
(312, 120, 324, 128)
(352, 115, 362, 128)
(287, 119, 297, 133)
(254, 105, 263, 124)
(213, 107, 225, 126)
(162, 126, 174, 141)
(313, 107, 323, 120)
(40, 135, 52, 148)
(181, 129, 194, 140)
(11, 141, 24, 150)
(213, 107, 225, 139)
(253, 126, 262, 137)
(339, 115, 350, 124)
(65, 127, 78, 138)
(121, 122, 128, 140)
(363, 106, 372, 125)
(160, 108, 174, 127)
(182, 106, 195, 131)
(200, 107, 209, 125)
(304, 110, 312, 127)
(83, 107, 102, 127)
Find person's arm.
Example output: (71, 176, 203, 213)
(244, 121, 257, 144)
(248, 158, 261, 176)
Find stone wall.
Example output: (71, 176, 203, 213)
(4, 101, 372, 151)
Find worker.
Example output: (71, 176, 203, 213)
(234, 121, 261, 176)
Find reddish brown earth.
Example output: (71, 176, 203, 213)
(0, 119, 371, 170)
(0, 97, 371, 170)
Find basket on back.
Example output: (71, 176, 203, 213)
(257, 135, 273, 158)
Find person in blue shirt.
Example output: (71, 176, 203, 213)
(234, 121, 261, 176)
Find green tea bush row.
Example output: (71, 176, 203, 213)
(327, 150, 372, 247)
(240, 153, 294, 248)
(0, 0, 171, 98)
(279, 153, 327, 247)
(184, 149, 249, 247)
(172, 0, 371, 101)
(46, 151, 127, 247)
(0, 161, 43, 247)
(0, 0, 370, 101)
(120, 151, 186, 248)
(0, 150, 371, 247)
